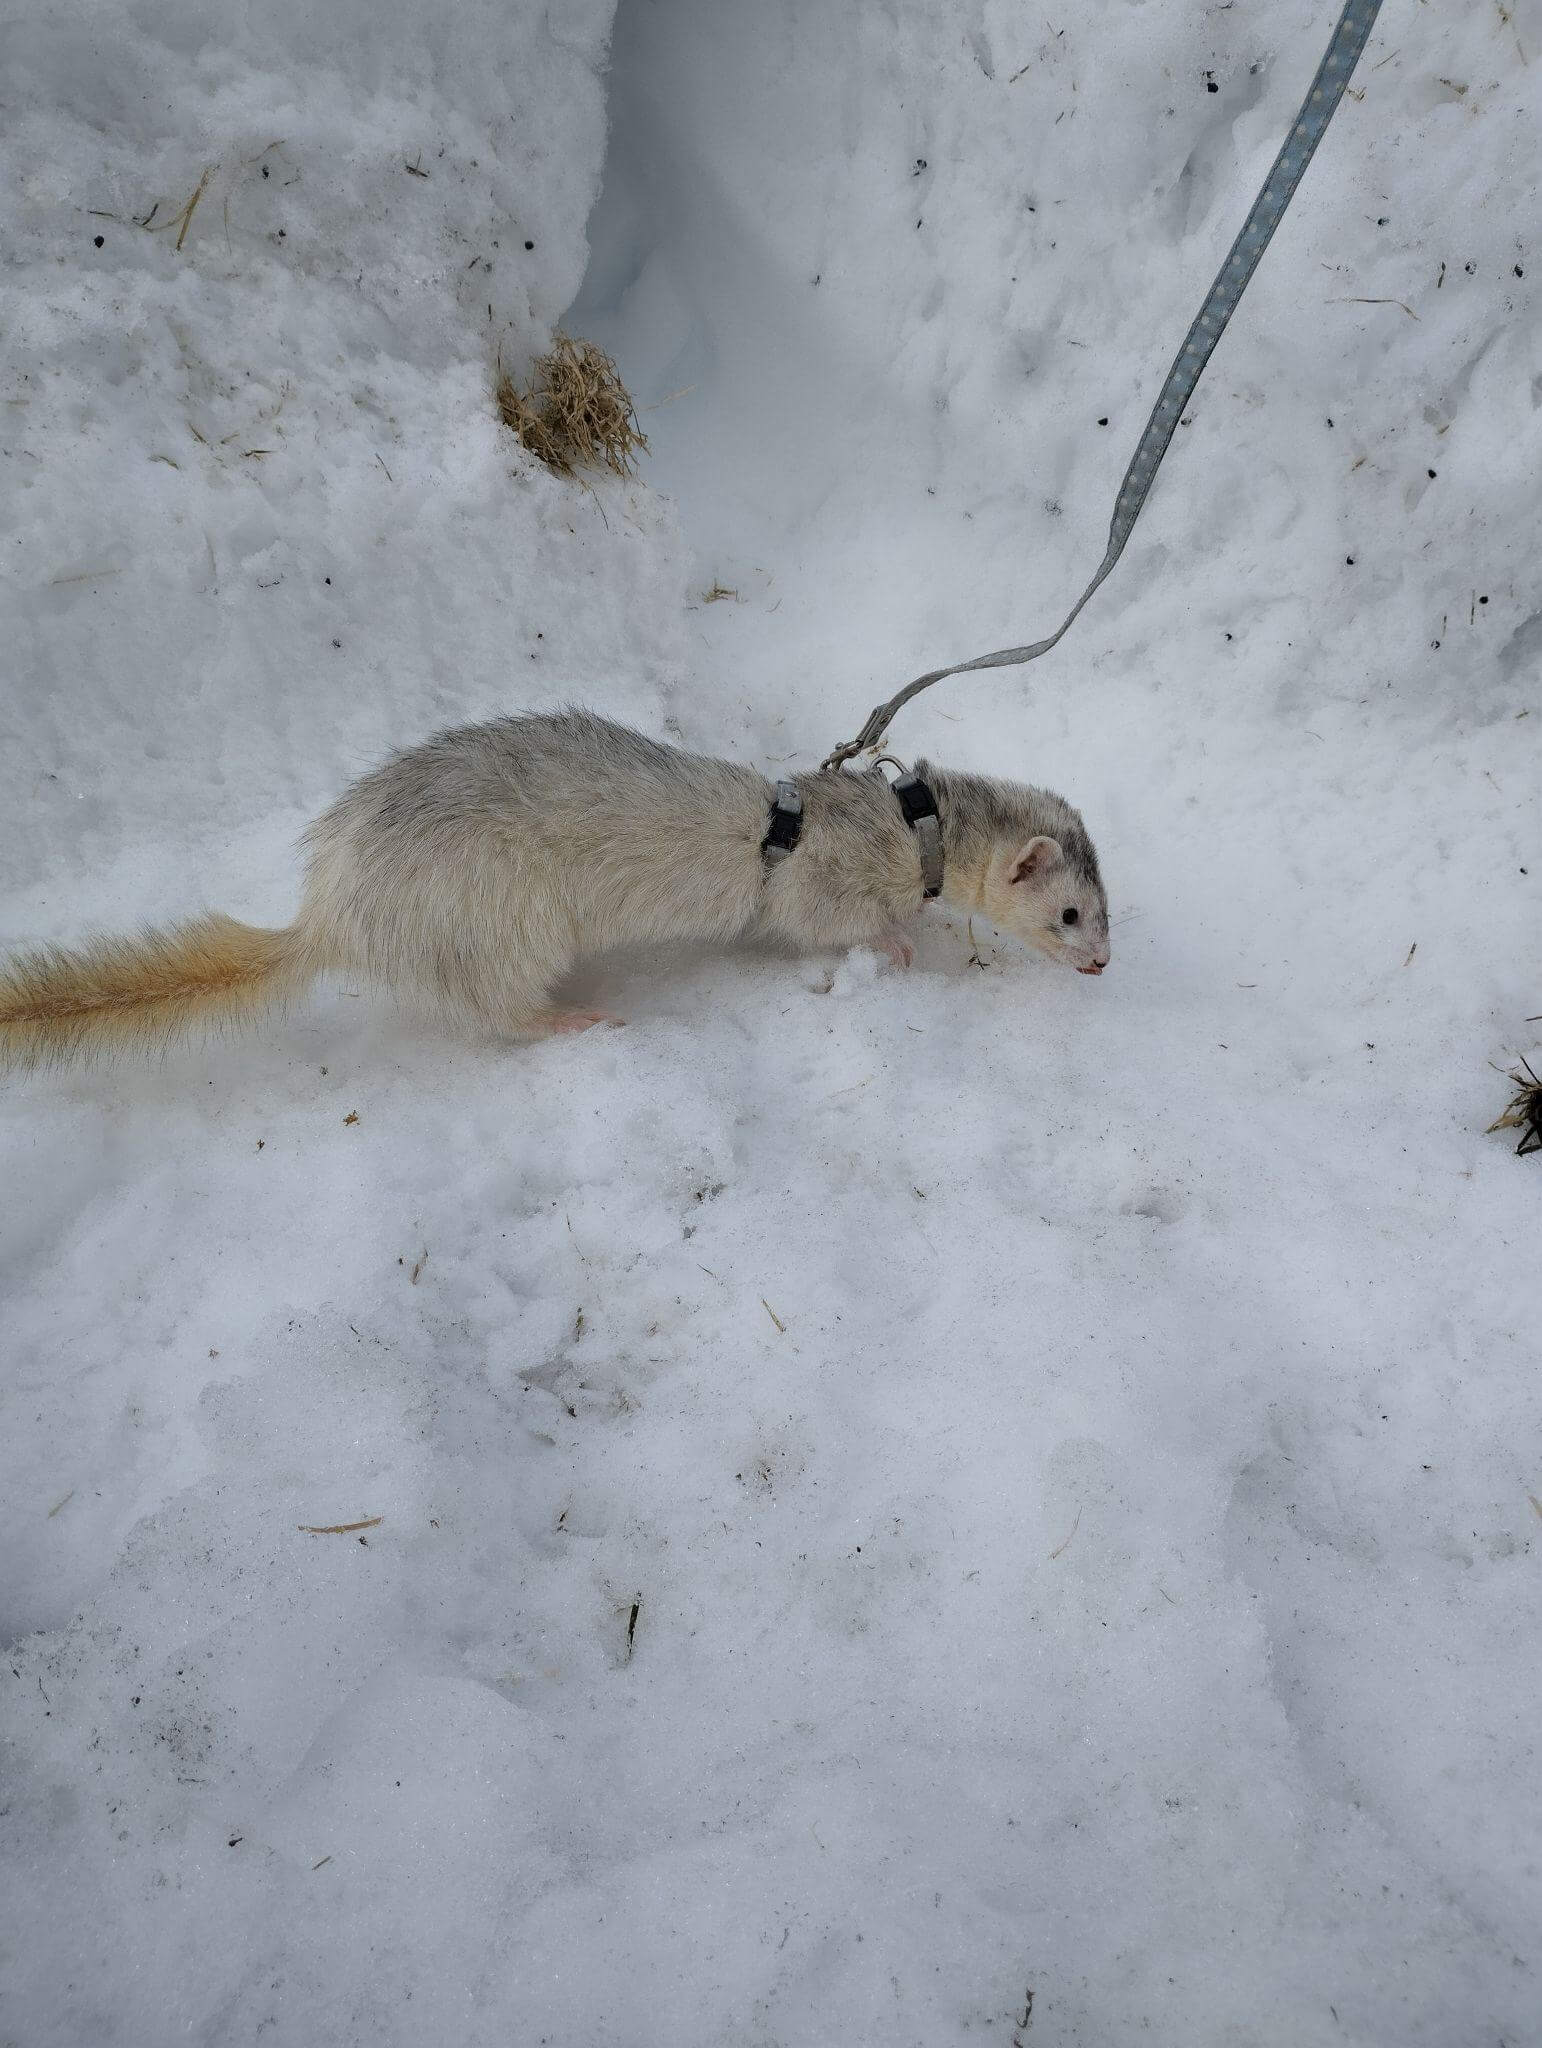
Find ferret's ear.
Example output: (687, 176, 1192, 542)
(1007, 837, 1062, 885)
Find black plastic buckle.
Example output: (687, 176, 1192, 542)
(761, 780, 804, 865)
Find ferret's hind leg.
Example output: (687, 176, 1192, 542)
(498, 1003, 624, 1040)
(876, 924, 916, 970)
(407, 910, 607, 1042)
(470, 971, 624, 1042)
(476, 956, 624, 1041)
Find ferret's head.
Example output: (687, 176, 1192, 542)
(982, 828, 1110, 976)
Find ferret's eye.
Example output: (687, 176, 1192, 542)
(1061, 907, 1079, 927)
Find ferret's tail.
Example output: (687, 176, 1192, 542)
(0, 913, 316, 1070)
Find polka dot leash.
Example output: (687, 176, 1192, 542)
(823, 0, 1386, 771)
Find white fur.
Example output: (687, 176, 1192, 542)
(1, 709, 1112, 1065)
(299, 710, 1111, 1034)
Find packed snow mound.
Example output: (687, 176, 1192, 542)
(0, 0, 680, 927)
(3, 0, 1542, 2045)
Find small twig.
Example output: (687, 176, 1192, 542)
(47, 1490, 75, 1518)
(626, 1598, 640, 1659)
(1049, 1508, 1082, 1560)
(761, 1298, 787, 1334)
(49, 567, 124, 587)
(169, 166, 214, 252)
(298, 1516, 383, 1535)
(1331, 295, 1419, 319)
(565, 1213, 593, 1266)
(817, 1076, 872, 1104)
(579, 476, 610, 530)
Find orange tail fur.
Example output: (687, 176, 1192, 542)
(0, 914, 312, 1069)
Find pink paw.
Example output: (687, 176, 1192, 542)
(540, 1009, 624, 1036)
(879, 928, 915, 970)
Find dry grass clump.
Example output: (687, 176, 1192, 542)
(1488, 1056, 1542, 1157)
(496, 334, 647, 478)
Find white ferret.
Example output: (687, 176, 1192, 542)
(0, 708, 1110, 1066)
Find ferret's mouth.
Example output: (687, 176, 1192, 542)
(1077, 962, 1106, 976)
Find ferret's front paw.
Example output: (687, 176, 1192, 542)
(877, 927, 915, 970)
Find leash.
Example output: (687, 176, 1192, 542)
(822, 0, 1385, 771)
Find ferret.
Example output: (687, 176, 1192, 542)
(0, 708, 1109, 1067)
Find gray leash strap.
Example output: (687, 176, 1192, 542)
(823, 0, 1385, 771)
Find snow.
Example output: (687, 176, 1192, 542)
(2, 0, 1539, 2042)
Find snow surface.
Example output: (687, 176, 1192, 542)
(2, 0, 1540, 2042)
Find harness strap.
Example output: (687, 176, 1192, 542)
(760, 771, 942, 900)
(892, 771, 944, 899)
